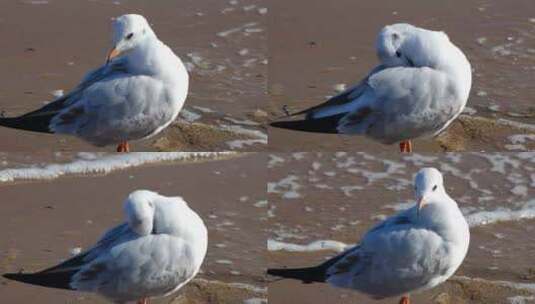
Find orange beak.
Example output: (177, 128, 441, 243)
(106, 47, 121, 63)
(417, 196, 426, 217)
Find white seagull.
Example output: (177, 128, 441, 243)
(0, 14, 189, 152)
(271, 24, 472, 153)
(4, 190, 208, 304)
(268, 168, 470, 304)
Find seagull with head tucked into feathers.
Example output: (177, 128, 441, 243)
(3, 190, 208, 304)
(271, 24, 472, 153)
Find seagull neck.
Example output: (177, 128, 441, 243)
(438, 48, 472, 100)
(129, 40, 187, 83)
(423, 198, 468, 243)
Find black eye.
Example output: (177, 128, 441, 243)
(126, 33, 134, 40)
(432, 185, 438, 191)
(396, 51, 402, 58)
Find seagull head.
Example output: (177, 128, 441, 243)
(414, 167, 445, 217)
(376, 23, 450, 69)
(124, 189, 158, 236)
(108, 14, 156, 63)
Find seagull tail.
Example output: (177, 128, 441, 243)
(0, 116, 54, 134)
(3, 270, 76, 290)
(267, 266, 327, 284)
(269, 114, 345, 134)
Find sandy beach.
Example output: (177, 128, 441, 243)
(268, 0, 535, 152)
(0, 0, 268, 152)
(0, 152, 267, 303)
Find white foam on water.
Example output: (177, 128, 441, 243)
(194, 278, 267, 294)
(497, 118, 535, 132)
(402, 154, 438, 166)
(516, 152, 535, 163)
(292, 152, 307, 160)
(466, 199, 535, 227)
(191, 105, 216, 113)
(227, 139, 265, 149)
(509, 134, 535, 145)
(217, 124, 267, 141)
(453, 276, 535, 293)
(506, 144, 528, 151)
(268, 175, 301, 199)
(477, 153, 520, 174)
(511, 185, 528, 197)
(508, 295, 535, 304)
(335, 156, 356, 168)
(0, 152, 234, 183)
(346, 159, 406, 185)
(179, 108, 202, 122)
(440, 163, 492, 195)
(254, 200, 268, 208)
(340, 185, 364, 197)
(217, 22, 258, 37)
(268, 155, 285, 168)
(244, 298, 268, 304)
(223, 117, 260, 126)
(268, 239, 349, 253)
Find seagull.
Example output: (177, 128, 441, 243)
(271, 24, 472, 153)
(0, 14, 189, 152)
(3, 190, 208, 304)
(267, 168, 470, 304)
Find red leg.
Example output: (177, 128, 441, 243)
(116, 141, 130, 152)
(399, 140, 413, 153)
(137, 298, 149, 304)
(399, 295, 410, 304)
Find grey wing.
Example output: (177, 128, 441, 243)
(295, 65, 387, 119)
(366, 208, 415, 235)
(0, 61, 128, 134)
(45, 223, 131, 272)
(2, 223, 132, 291)
(51, 65, 171, 145)
(269, 65, 386, 134)
(326, 245, 366, 277)
(337, 66, 456, 141)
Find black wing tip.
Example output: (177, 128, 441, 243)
(3, 272, 39, 285)
(270, 114, 343, 134)
(266, 267, 324, 284)
(3, 272, 20, 280)
(3, 270, 75, 290)
(0, 117, 54, 134)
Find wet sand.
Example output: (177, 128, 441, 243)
(268, 0, 535, 151)
(267, 152, 535, 303)
(0, 153, 267, 303)
(0, 0, 267, 151)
